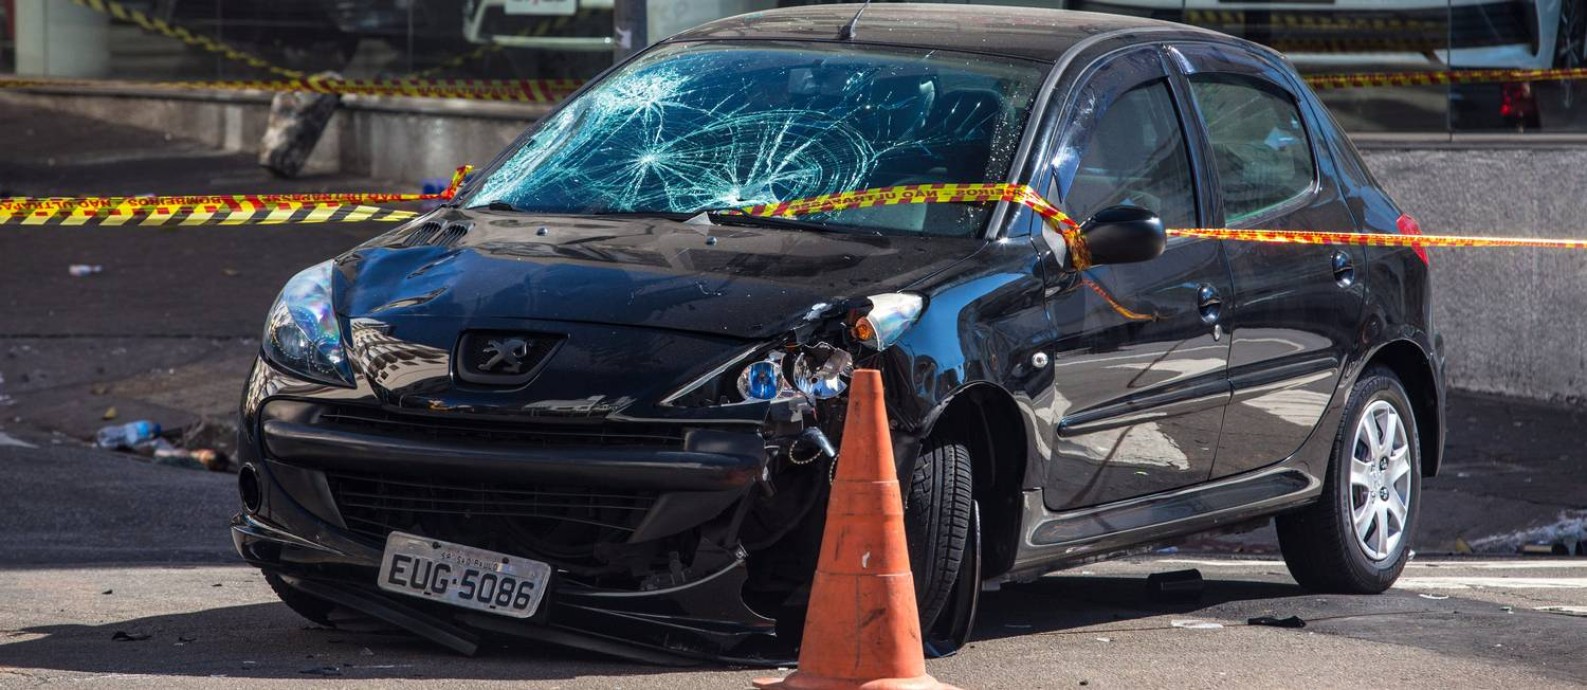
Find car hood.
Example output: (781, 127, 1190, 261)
(337, 210, 984, 340)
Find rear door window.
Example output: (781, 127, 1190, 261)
(1187, 74, 1316, 223)
(1062, 80, 1197, 229)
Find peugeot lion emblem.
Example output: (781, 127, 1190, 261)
(479, 338, 531, 374)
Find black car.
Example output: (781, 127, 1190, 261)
(232, 3, 1446, 663)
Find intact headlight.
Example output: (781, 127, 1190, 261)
(262, 261, 353, 386)
(850, 293, 925, 350)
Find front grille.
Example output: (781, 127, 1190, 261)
(327, 471, 659, 576)
(314, 405, 685, 447)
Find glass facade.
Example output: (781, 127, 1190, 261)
(2, 0, 1584, 133)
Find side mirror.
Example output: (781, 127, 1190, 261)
(1079, 206, 1166, 266)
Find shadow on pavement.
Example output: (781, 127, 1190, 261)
(0, 602, 700, 681)
(972, 572, 1307, 641)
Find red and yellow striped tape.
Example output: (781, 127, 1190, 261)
(0, 166, 468, 226)
(734, 182, 1580, 257)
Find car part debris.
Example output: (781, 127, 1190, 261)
(1521, 541, 1571, 555)
(259, 72, 342, 179)
(110, 631, 150, 641)
(1170, 619, 1223, 630)
(1247, 615, 1306, 629)
(1147, 568, 1204, 603)
(299, 666, 343, 676)
(67, 264, 103, 277)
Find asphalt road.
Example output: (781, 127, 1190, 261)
(3, 442, 1587, 689)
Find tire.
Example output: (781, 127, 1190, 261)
(903, 436, 974, 629)
(264, 572, 338, 627)
(1277, 367, 1422, 594)
(1555, 0, 1587, 108)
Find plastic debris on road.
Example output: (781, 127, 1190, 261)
(68, 264, 103, 277)
(1247, 615, 1307, 629)
(94, 420, 228, 471)
(1147, 568, 1204, 603)
(95, 420, 160, 449)
(1171, 619, 1224, 630)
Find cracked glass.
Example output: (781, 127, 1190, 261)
(470, 40, 1046, 237)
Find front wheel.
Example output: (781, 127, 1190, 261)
(903, 436, 974, 635)
(1277, 367, 1421, 593)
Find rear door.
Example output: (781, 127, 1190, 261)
(1167, 43, 1367, 479)
(1039, 46, 1233, 510)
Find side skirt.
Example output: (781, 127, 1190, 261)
(1004, 466, 1321, 582)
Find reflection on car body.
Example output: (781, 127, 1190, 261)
(232, 4, 1446, 663)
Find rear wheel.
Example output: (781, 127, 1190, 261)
(903, 436, 975, 636)
(1277, 367, 1421, 593)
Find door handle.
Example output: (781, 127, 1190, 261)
(1197, 284, 1222, 325)
(1332, 250, 1356, 287)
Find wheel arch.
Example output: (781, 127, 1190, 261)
(1360, 339, 1443, 477)
(920, 383, 1029, 580)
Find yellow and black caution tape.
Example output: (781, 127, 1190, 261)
(71, 0, 301, 79)
(1306, 67, 1587, 90)
(0, 75, 583, 103)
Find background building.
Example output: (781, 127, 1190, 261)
(3, 0, 1584, 133)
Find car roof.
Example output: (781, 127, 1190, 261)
(668, 3, 1223, 63)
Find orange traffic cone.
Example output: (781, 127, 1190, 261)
(753, 369, 959, 690)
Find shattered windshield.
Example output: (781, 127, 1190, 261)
(469, 41, 1045, 237)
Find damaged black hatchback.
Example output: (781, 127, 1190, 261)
(234, 4, 1445, 664)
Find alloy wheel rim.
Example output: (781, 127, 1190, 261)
(1348, 400, 1413, 562)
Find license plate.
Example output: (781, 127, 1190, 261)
(376, 532, 552, 618)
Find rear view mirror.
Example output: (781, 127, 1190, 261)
(1079, 206, 1166, 266)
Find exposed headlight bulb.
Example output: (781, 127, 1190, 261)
(792, 345, 852, 399)
(737, 357, 784, 401)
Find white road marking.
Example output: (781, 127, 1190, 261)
(1153, 558, 1587, 571)
(0, 432, 34, 448)
(1395, 577, 1587, 590)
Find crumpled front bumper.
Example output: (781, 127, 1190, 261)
(233, 510, 786, 664)
(233, 378, 795, 664)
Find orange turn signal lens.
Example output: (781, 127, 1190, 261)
(851, 317, 877, 345)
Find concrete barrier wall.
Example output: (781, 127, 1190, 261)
(1359, 146, 1587, 404)
(3, 89, 1583, 402)
(0, 88, 539, 182)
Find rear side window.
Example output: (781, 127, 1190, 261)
(1063, 80, 1197, 229)
(1188, 74, 1315, 223)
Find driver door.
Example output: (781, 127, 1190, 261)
(1038, 46, 1235, 510)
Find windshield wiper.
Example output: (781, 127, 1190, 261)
(703, 212, 850, 233)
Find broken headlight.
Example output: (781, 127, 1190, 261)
(666, 344, 854, 408)
(791, 344, 853, 399)
(261, 260, 354, 387)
